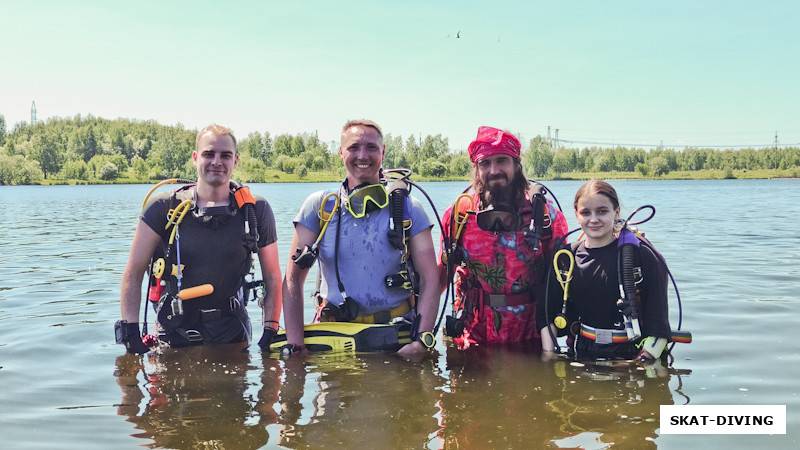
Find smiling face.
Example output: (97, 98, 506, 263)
(193, 132, 238, 188)
(574, 192, 620, 248)
(339, 124, 385, 186)
(476, 154, 516, 191)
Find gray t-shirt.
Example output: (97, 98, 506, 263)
(294, 189, 432, 315)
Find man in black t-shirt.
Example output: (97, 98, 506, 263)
(117, 124, 282, 353)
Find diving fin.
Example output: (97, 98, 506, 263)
(268, 322, 412, 354)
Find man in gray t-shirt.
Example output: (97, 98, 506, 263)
(283, 119, 440, 358)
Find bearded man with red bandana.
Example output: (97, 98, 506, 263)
(438, 126, 568, 349)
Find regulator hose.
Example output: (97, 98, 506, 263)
(619, 239, 640, 325)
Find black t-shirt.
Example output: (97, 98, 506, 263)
(539, 238, 671, 340)
(141, 187, 277, 311)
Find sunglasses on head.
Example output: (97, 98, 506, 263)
(475, 205, 523, 232)
(345, 184, 389, 218)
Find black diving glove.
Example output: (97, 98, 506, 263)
(114, 321, 150, 355)
(258, 327, 277, 350)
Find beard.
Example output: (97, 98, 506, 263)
(479, 171, 527, 207)
(484, 175, 514, 205)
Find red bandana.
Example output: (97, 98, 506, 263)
(467, 126, 521, 163)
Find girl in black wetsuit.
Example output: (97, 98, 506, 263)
(539, 180, 671, 360)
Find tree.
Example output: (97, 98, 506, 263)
(448, 153, 471, 177)
(261, 131, 273, 165)
(233, 154, 268, 183)
(524, 135, 553, 177)
(31, 131, 64, 179)
(592, 151, 616, 172)
(4, 140, 17, 156)
(311, 155, 326, 171)
(420, 159, 447, 177)
(60, 160, 91, 180)
(290, 135, 306, 157)
(294, 163, 308, 179)
(404, 135, 421, 172)
(131, 156, 149, 180)
(272, 134, 293, 159)
(0, 154, 44, 185)
(84, 127, 99, 162)
(421, 134, 449, 160)
(551, 149, 577, 176)
(99, 162, 119, 180)
(649, 156, 670, 177)
(384, 134, 404, 169)
(148, 130, 191, 178)
(0, 114, 6, 146)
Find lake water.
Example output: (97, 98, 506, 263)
(0, 179, 798, 449)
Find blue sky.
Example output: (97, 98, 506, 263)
(1, 0, 798, 151)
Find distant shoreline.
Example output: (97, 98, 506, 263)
(19, 167, 798, 186)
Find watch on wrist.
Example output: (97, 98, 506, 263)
(417, 331, 435, 349)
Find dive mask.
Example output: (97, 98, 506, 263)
(476, 204, 523, 232)
(344, 184, 389, 218)
(193, 204, 236, 228)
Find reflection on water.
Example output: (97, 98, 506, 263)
(276, 352, 442, 448)
(438, 344, 682, 449)
(2, 180, 800, 448)
(115, 344, 279, 448)
(112, 341, 687, 449)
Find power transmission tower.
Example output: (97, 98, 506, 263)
(774, 131, 779, 169)
(554, 129, 560, 150)
(31, 101, 37, 125)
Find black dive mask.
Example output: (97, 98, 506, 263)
(193, 205, 236, 229)
(476, 203, 523, 232)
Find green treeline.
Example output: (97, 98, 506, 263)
(1, 113, 799, 185)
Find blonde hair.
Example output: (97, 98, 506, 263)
(341, 119, 383, 140)
(196, 124, 237, 152)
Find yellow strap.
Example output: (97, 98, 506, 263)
(553, 249, 575, 302)
(351, 301, 411, 324)
(315, 192, 340, 247)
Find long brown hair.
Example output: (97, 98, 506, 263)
(574, 179, 620, 211)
